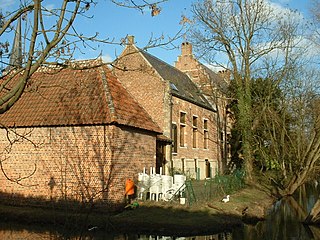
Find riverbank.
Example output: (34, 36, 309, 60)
(0, 185, 276, 236)
(110, 185, 276, 235)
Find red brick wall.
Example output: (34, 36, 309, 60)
(171, 96, 219, 179)
(175, 42, 211, 94)
(114, 46, 171, 136)
(175, 43, 232, 173)
(115, 45, 222, 178)
(0, 125, 156, 205)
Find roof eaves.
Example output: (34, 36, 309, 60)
(171, 91, 216, 112)
(113, 121, 162, 134)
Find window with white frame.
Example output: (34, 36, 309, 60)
(192, 116, 198, 148)
(172, 123, 178, 153)
(180, 112, 186, 147)
(204, 119, 209, 149)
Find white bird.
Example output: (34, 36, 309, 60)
(222, 195, 230, 203)
(88, 226, 98, 231)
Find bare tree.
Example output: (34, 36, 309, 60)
(310, 0, 320, 47)
(189, 0, 320, 199)
(189, 0, 301, 181)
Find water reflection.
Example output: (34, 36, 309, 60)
(0, 227, 230, 240)
(2, 183, 320, 239)
(230, 182, 320, 240)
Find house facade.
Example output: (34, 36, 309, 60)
(175, 42, 232, 172)
(114, 36, 224, 179)
(0, 62, 161, 206)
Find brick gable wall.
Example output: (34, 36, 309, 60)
(175, 42, 211, 93)
(114, 46, 171, 136)
(0, 125, 156, 206)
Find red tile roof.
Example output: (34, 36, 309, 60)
(0, 62, 161, 133)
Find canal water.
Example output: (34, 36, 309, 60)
(1, 183, 320, 240)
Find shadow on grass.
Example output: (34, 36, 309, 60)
(110, 204, 244, 236)
(0, 202, 244, 237)
(0, 186, 276, 237)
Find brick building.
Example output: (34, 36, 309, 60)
(0, 61, 161, 206)
(175, 42, 232, 172)
(0, 34, 231, 207)
(114, 36, 228, 179)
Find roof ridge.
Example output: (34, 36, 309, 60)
(138, 47, 187, 75)
(99, 67, 117, 122)
(138, 47, 173, 66)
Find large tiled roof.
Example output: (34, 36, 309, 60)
(0, 62, 161, 133)
(140, 50, 215, 111)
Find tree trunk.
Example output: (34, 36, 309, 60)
(305, 198, 320, 224)
(237, 81, 253, 182)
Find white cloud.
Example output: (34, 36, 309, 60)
(268, 0, 304, 20)
(205, 64, 225, 73)
(101, 54, 113, 63)
(278, 0, 290, 3)
(44, 4, 55, 11)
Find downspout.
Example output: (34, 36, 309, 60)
(102, 125, 107, 193)
(169, 93, 173, 176)
(224, 106, 228, 172)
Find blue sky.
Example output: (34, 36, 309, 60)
(80, 0, 313, 65)
(0, 0, 313, 66)
(75, 0, 194, 64)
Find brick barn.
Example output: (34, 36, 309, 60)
(0, 61, 161, 206)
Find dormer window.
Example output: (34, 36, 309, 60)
(170, 82, 179, 92)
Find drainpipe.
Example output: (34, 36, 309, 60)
(224, 106, 228, 172)
(169, 94, 173, 176)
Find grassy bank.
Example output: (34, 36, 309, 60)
(0, 185, 275, 236)
(110, 185, 275, 235)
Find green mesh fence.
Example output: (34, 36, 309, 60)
(186, 169, 246, 204)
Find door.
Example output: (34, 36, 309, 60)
(156, 141, 166, 174)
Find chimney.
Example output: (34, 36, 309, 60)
(181, 42, 192, 56)
(9, 17, 22, 68)
(127, 35, 135, 45)
(218, 69, 231, 82)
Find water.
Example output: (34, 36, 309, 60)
(1, 184, 320, 240)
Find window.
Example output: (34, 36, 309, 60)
(181, 158, 185, 173)
(205, 159, 211, 178)
(204, 119, 209, 149)
(194, 159, 198, 179)
(220, 131, 224, 142)
(172, 123, 178, 153)
(180, 112, 186, 147)
(193, 116, 198, 148)
(194, 159, 197, 172)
